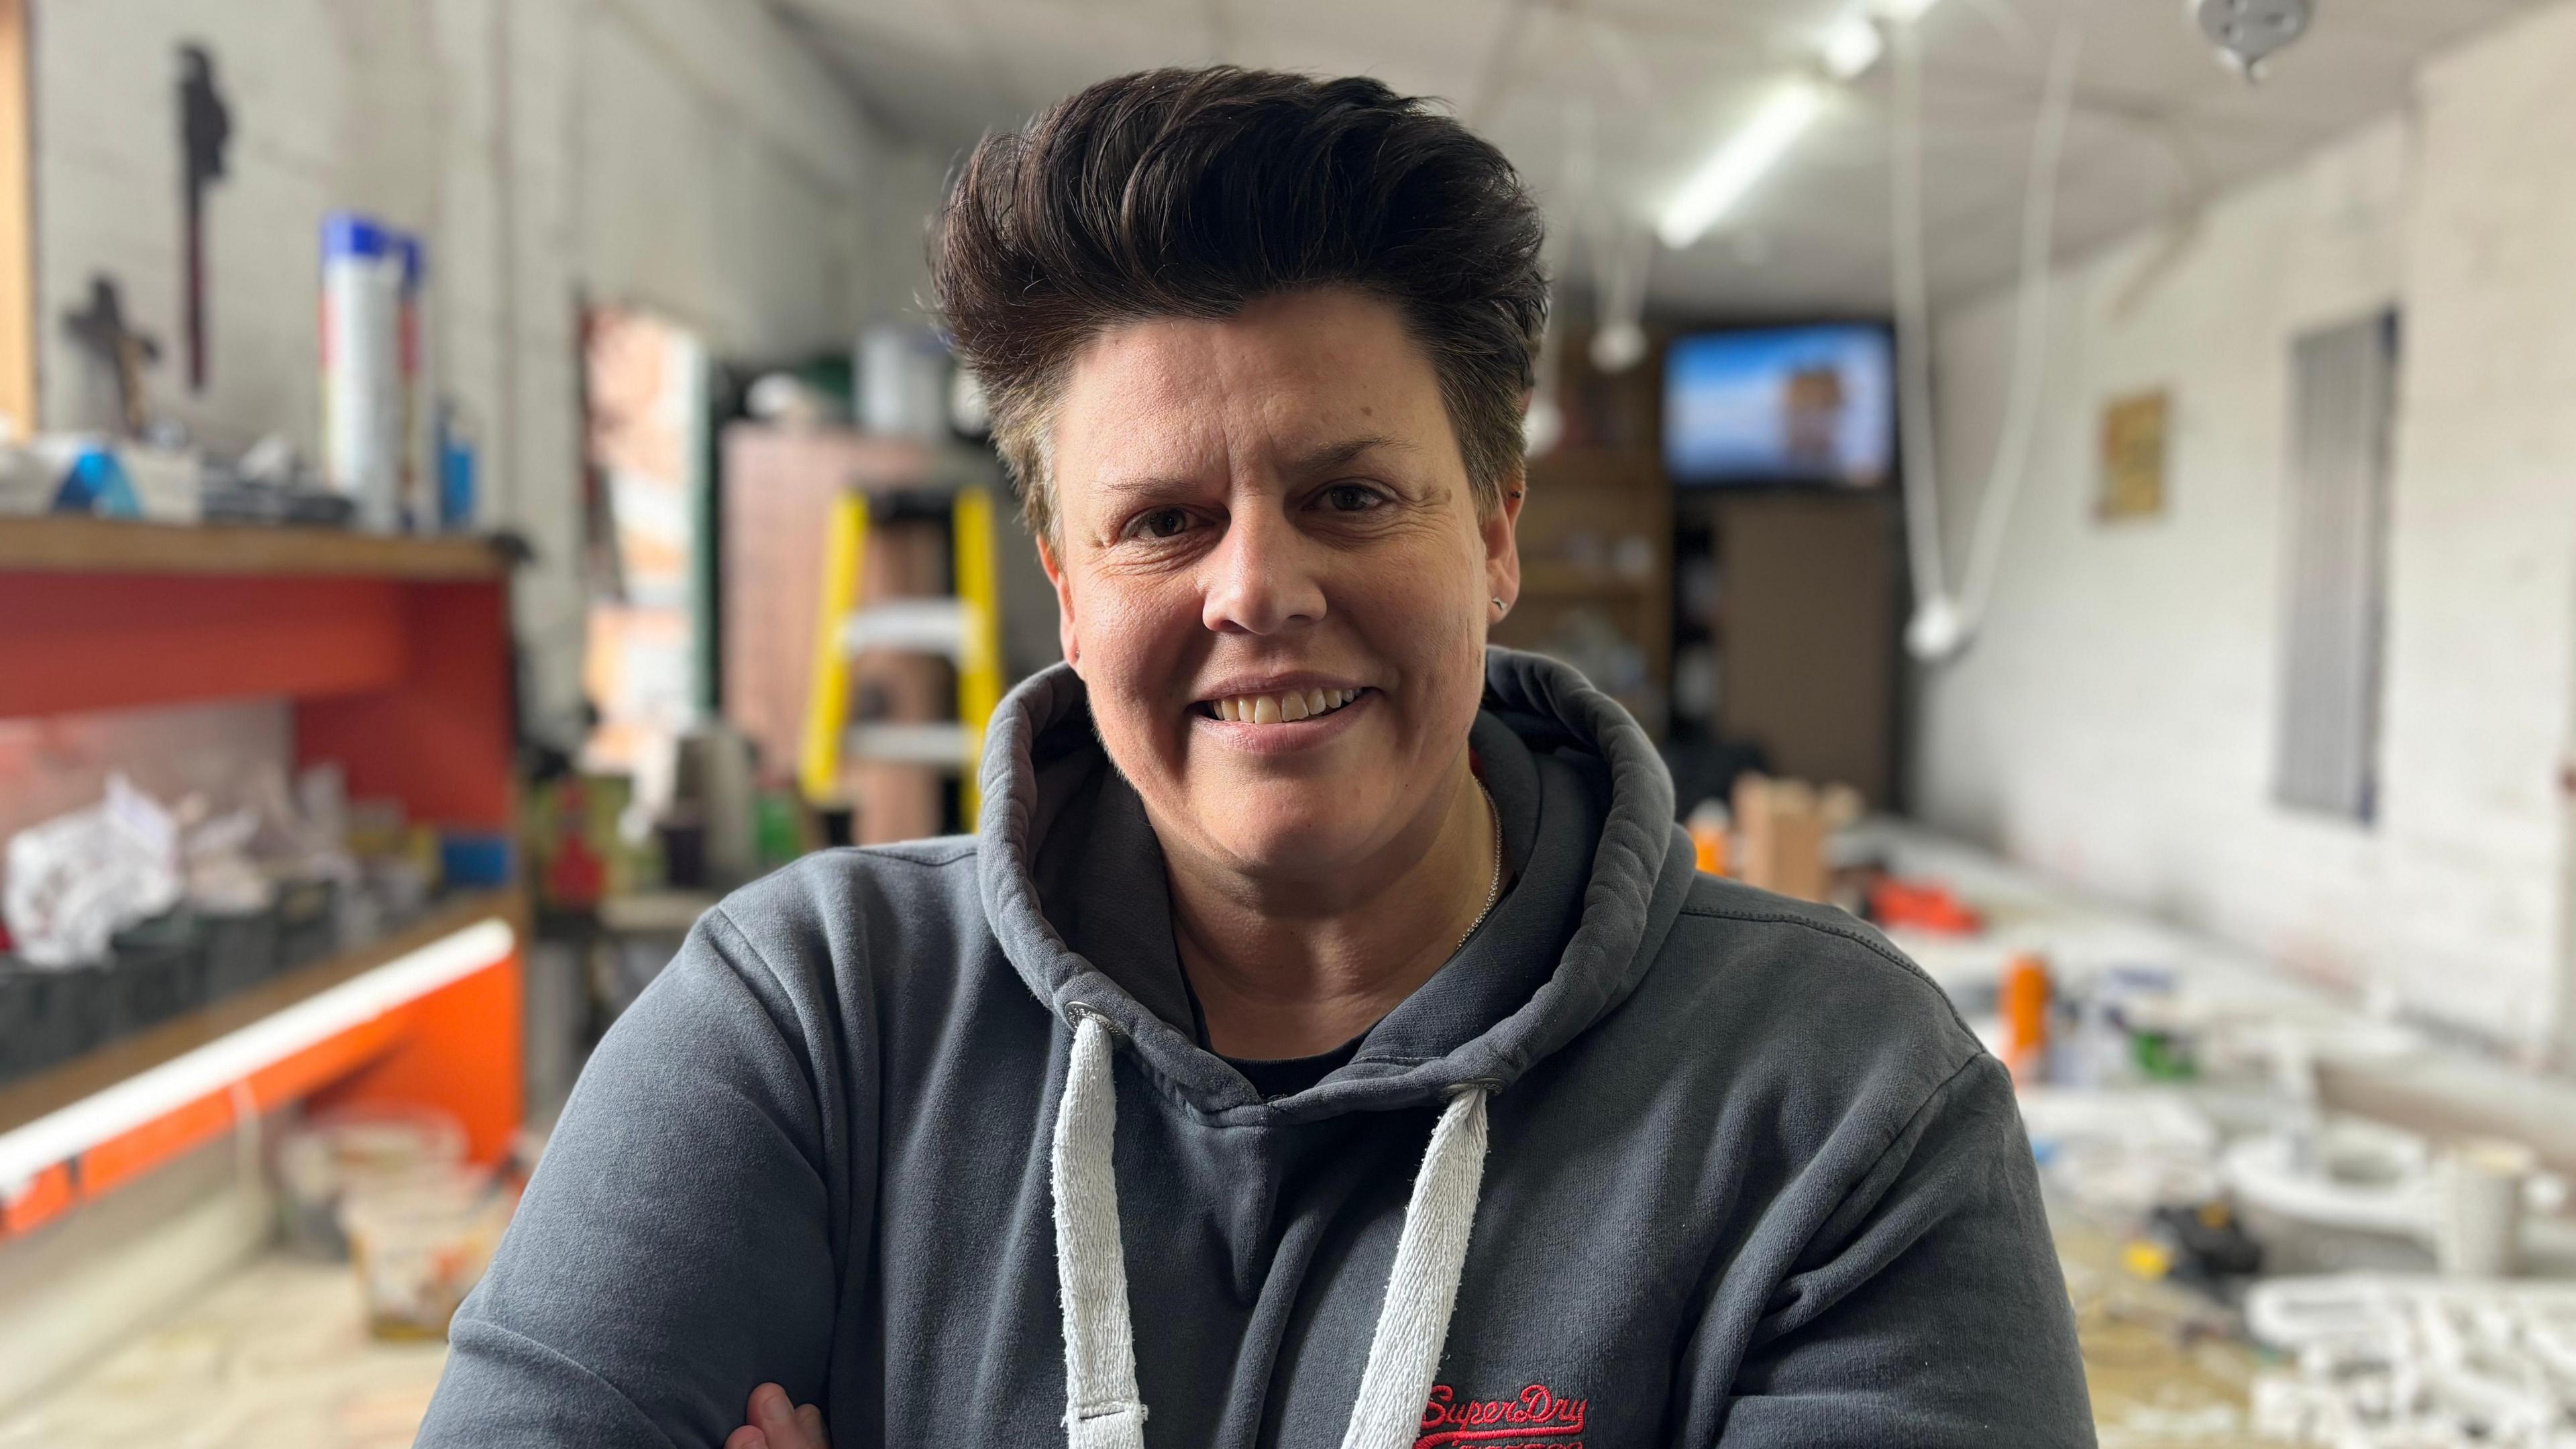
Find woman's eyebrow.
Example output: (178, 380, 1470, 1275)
(1091, 435, 1417, 498)
(1284, 434, 1415, 476)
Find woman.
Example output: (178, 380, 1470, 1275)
(419, 67, 2091, 1449)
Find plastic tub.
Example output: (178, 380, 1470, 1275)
(274, 1103, 469, 1259)
(338, 1167, 515, 1338)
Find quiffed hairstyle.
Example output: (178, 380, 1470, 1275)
(932, 66, 1549, 544)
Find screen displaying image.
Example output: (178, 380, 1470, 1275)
(1663, 325, 1894, 486)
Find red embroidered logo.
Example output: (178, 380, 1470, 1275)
(1414, 1383, 1589, 1448)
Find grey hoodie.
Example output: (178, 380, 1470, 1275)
(418, 649, 2093, 1448)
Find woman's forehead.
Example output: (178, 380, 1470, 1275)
(1053, 290, 1460, 492)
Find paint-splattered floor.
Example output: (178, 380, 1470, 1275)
(0, 1254, 447, 1449)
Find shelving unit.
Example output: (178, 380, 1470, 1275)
(0, 890, 523, 1236)
(0, 518, 525, 1236)
(1493, 447, 1673, 730)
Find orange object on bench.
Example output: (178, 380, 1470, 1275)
(1868, 877, 1984, 934)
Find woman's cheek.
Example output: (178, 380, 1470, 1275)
(1086, 580, 1201, 749)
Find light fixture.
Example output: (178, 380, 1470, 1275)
(1817, 0, 1945, 82)
(1655, 80, 1824, 250)
(1819, 15, 1884, 80)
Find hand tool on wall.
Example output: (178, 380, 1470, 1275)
(178, 43, 231, 393)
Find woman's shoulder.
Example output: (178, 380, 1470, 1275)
(1636, 871, 1990, 1093)
(695, 837, 995, 989)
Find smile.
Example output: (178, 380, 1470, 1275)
(1197, 686, 1368, 724)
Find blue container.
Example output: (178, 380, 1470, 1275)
(440, 833, 516, 890)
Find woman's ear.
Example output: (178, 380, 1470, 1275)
(1483, 474, 1524, 621)
(1038, 535, 1081, 670)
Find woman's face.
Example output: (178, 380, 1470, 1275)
(1041, 286, 1521, 885)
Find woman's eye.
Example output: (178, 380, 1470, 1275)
(1322, 484, 1385, 513)
(1129, 508, 1192, 540)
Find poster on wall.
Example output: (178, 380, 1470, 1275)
(2097, 389, 2170, 522)
(580, 307, 710, 816)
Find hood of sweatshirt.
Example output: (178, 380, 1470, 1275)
(974, 646, 1698, 1126)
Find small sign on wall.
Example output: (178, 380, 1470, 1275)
(2097, 389, 2170, 521)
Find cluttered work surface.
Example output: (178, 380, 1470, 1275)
(1858, 822, 2576, 1449)
(13, 823, 2576, 1448)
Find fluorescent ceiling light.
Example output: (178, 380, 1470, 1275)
(1820, 0, 1943, 82)
(1819, 15, 1884, 80)
(1656, 80, 1825, 250)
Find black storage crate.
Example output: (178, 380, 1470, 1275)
(0, 957, 68, 1087)
(107, 913, 211, 1032)
(54, 960, 120, 1055)
(275, 877, 339, 971)
(203, 906, 283, 999)
(0, 956, 121, 1086)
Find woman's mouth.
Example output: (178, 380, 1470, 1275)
(1196, 686, 1369, 724)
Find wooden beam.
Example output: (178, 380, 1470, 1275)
(0, 0, 30, 434)
(0, 515, 511, 578)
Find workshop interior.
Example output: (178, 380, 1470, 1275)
(3, 0, 2575, 1443)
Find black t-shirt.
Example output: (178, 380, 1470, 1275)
(1219, 1035, 1365, 1099)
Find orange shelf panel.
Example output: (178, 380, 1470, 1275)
(1, 959, 520, 1236)
(309, 951, 525, 1165)
(295, 580, 516, 831)
(0, 572, 408, 718)
(0, 896, 524, 1238)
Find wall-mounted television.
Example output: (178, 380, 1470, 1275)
(1663, 323, 1894, 487)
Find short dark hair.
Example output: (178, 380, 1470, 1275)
(932, 66, 1548, 543)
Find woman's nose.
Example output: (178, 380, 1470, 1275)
(1201, 507, 1326, 635)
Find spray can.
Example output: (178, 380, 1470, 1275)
(321, 213, 422, 531)
(2000, 952, 2052, 1087)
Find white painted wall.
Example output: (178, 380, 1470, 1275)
(31, 0, 947, 733)
(1915, 1, 2576, 1051)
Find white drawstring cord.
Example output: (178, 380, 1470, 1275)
(1053, 1014, 1148, 1449)
(1337, 1085, 1492, 1449)
(1049, 1010, 1495, 1449)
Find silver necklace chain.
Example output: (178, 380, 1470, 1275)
(1454, 778, 1503, 955)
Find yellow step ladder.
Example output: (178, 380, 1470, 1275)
(798, 484, 1004, 824)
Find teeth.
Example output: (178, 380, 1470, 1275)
(1210, 688, 1362, 724)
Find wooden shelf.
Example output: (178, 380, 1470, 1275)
(1, 525, 517, 831)
(0, 515, 510, 580)
(0, 889, 525, 1236)
(1517, 560, 1663, 598)
(0, 889, 521, 1139)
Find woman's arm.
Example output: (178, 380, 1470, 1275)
(417, 909, 854, 1448)
(1698, 1053, 2095, 1448)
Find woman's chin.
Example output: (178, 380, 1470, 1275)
(1198, 807, 1393, 881)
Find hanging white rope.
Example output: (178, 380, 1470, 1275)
(1892, 1, 2090, 661)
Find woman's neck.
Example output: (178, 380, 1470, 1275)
(1167, 757, 1497, 1060)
